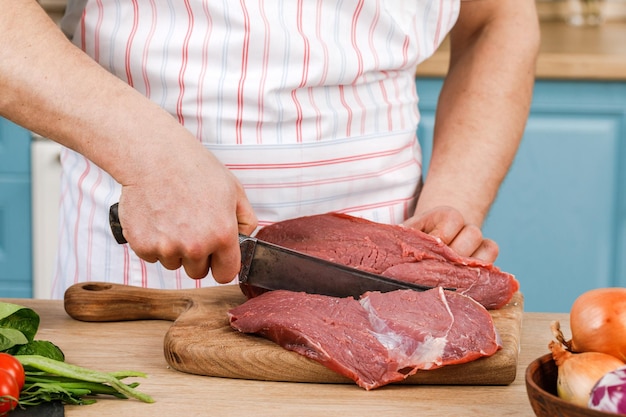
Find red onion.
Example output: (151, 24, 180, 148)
(589, 365, 626, 414)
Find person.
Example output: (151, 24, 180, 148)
(0, 0, 539, 298)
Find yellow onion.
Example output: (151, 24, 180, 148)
(570, 287, 626, 361)
(550, 340, 625, 407)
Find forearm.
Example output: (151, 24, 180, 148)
(415, 0, 540, 227)
(0, 0, 207, 186)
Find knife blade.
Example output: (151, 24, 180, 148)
(109, 203, 443, 297)
(238, 234, 441, 298)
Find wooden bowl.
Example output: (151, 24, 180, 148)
(525, 353, 618, 417)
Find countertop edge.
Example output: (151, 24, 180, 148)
(416, 51, 626, 81)
(416, 20, 626, 82)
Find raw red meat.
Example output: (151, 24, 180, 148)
(228, 287, 501, 390)
(254, 212, 519, 309)
(361, 288, 501, 369)
(228, 290, 405, 389)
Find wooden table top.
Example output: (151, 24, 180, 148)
(1, 297, 566, 416)
(416, 21, 626, 81)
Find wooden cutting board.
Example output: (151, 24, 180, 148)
(64, 282, 524, 386)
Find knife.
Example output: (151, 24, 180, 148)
(109, 203, 441, 298)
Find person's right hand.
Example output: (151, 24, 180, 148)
(115, 144, 257, 284)
(0, 1, 257, 283)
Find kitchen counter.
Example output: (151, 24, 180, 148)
(416, 20, 626, 80)
(2, 297, 565, 416)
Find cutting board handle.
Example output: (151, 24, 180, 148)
(64, 282, 195, 322)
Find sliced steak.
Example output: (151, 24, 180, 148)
(254, 212, 518, 309)
(361, 288, 501, 370)
(228, 287, 501, 390)
(228, 290, 406, 389)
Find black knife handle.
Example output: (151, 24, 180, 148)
(109, 203, 128, 244)
(109, 202, 251, 248)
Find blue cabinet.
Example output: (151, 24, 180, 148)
(0, 118, 32, 298)
(416, 78, 626, 312)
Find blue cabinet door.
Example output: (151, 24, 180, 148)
(416, 79, 626, 312)
(0, 118, 30, 174)
(0, 118, 32, 298)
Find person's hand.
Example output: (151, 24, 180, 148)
(0, 0, 262, 284)
(403, 206, 498, 263)
(116, 147, 257, 284)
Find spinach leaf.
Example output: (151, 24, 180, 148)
(0, 328, 29, 351)
(0, 302, 40, 344)
(0, 302, 63, 358)
(9, 340, 65, 362)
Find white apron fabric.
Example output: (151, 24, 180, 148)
(51, 0, 461, 298)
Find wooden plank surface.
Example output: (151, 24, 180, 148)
(2, 296, 563, 416)
(64, 282, 524, 386)
(416, 21, 626, 81)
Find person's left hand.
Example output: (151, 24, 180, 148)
(403, 206, 499, 263)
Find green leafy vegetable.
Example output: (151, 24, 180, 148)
(8, 341, 65, 362)
(0, 329, 29, 352)
(0, 303, 39, 351)
(0, 302, 154, 408)
(16, 356, 154, 406)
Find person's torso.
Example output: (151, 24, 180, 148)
(52, 0, 461, 296)
(67, 0, 459, 145)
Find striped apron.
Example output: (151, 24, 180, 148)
(52, 0, 461, 298)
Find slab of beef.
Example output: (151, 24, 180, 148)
(228, 287, 500, 390)
(254, 212, 519, 309)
